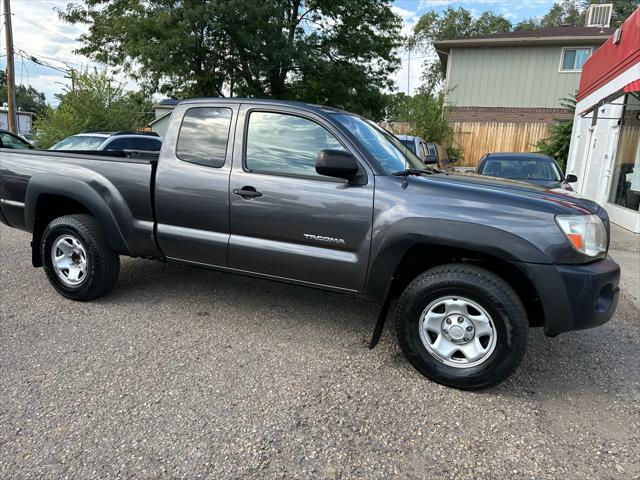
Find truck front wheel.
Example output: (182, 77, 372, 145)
(396, 263, 528, 390)
(41, 214, 120, 301)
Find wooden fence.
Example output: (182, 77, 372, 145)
(451, 121, 551, 167)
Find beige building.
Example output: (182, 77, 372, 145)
(434, 26, 613, 165)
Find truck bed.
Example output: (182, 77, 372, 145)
(0, 148, 161, 258)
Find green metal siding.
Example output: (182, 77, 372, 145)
(446, 45, 586, 108)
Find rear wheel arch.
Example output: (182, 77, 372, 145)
(25, 176, 131, 266)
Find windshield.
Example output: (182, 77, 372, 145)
(332, 114, 424, 174)
(50, 135, 106, 150)
(480, 158, 562, 182)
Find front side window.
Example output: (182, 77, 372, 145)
(177, 107, 232, 167)
(245, 111, 345, 177)
(561, 47, 591, 71)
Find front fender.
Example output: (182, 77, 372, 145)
(363, 218, 551, 301)
(25, 174, 132, 255)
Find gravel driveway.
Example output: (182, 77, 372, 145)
(1, 224, 639, 479)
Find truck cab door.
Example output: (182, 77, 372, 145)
(154, 103, 238, 266)
(228, 105, 374, 292)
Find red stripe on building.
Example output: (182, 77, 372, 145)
(577, 7, 640, 101)
(624, 78, 640, 92)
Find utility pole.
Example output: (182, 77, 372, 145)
(3, 0, 17, 133)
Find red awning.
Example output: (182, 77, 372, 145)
(624, 79, 640, 93)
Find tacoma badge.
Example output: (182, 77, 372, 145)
(303, 234, 346, 245)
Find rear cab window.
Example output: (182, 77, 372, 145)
(176, 107, 233, 167)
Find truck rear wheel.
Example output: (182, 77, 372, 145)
(396, 263, 528, 390)
(41, 214, 120, 301)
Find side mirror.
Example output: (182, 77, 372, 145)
(424, 155, 437, 165)
(566, 174, 578, 183)
(316, 149, 361, 182)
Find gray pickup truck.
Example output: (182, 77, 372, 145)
(0, 99, 621, 389)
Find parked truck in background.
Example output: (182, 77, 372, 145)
(0, 99, 621, 389)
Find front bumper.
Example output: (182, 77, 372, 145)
(513, 257, 620, 336)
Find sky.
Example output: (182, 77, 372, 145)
(1, 0, 558, 105)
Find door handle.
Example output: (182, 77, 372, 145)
(233, 186, 263, 199)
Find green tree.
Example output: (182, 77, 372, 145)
(384, 89, 457, 154)
(536, 1, 637, 29)
(408, 88, 454, 146)
(536, 96, 577, 171)
(472, 11, 513, 36)
(539, 0, 584, 28)
(0, 71, 48, 113)
(60, 0, 402, 119)
(411, 7, 512, 91)
(514, 18, 539, 31)
(34, 69, 153, 148)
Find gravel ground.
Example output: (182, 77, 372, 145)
(1, 224, 639, 479)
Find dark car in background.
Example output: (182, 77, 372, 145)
(475, 152, 577, 191)
(396, 134, 450, 169)
(49, 131, 162, 152)
(0, 129, 33, 150)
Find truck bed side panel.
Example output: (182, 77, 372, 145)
(0, 150, 160, 257)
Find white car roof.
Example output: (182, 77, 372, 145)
(73, 133, 111, 138)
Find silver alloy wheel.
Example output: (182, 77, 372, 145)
(51, 235, 89, 286)
(419, 296, 497, 368)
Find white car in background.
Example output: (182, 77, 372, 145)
(50, 131, 162, 152)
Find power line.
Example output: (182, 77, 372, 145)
(15, 47, 109, 73)
(16, 49, 68, 73)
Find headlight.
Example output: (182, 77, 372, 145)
(555, 214, 607, 257)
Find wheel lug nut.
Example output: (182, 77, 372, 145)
(466, 326, 473, 332)
(463, 337, 469, 342)
(443, 329, 448, 335)
(458, 316, 464, 323)
(445, 318, 452, 325)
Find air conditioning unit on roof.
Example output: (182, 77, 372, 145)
(586, 3, 613, 28)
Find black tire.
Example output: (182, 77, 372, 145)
(396, 263, 528, 390)
(41, 214, 120, 301)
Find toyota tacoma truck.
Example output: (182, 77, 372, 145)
(0, 99, 621, 390)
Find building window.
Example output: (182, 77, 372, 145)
(609, 94, 640, 212)
(560, 47, 592, 72)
